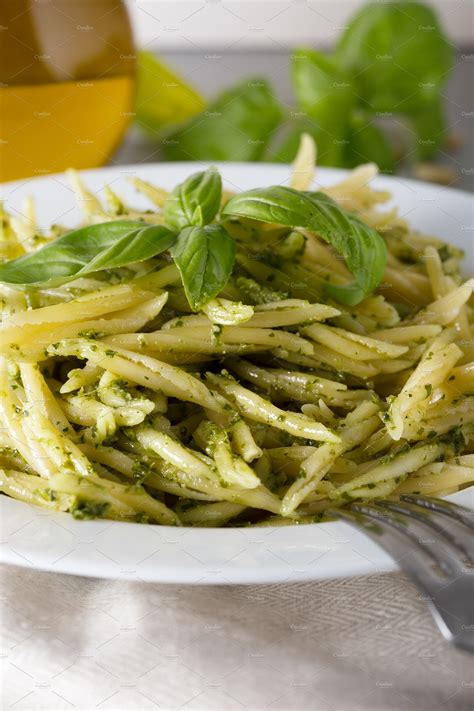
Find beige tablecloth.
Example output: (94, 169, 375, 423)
(2, 566, 473, 711)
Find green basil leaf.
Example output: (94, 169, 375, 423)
(410, 95, 446, 160)
(343, 113, 395, 173)
(273, 121, 344, 167)
(162, 78, 283, 161)
(163, 168, 222, 231)
(84, 224, 177, 272)
(222, 187, 387, 305)
(335, 1, 453, 114)
(0, 221, 176, 288)
(170, 224, 236, 310)
(290, 48, 354, 166)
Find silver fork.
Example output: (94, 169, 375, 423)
(331, 495, 474, 653)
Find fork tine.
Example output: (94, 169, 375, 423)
(331, 507, 445, 593)
(333, 502, 474, 654)
(376, 499, 474, 562)
(352, 502, 464, 576)
(401, 494, 474, 530)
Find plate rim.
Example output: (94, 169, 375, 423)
(2, 160, 474, 200)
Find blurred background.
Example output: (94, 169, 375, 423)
(1, 0, 473, 189)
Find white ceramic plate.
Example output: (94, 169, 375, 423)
(1, 163, 473, 584)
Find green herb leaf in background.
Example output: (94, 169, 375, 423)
(289, 48, 355, 166)
(272, 119, 319, 164)
(163, 168, 222, 231)
(134, 1, 454, 171)
(335, 1, 453, 157)
(162, 78, 283, 162)
(222, 187, 387, 305)
(0, 221, 176, 288)
(409, 95, 447, 160)
(343, 113, 395, 173)
(170, 224, 236, 310)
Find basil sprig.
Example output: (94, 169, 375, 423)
(0, 221, 176, 288)
(222, 186, 387, 305)
(335, 2, 452, 117)
(163, 168, 236, 308)
(170, 224, 236, 310)
(0, 170, 387, 309)
(288, 49, 354, 167)
(163, 168, 222, 231)
(162, 79, 283, 162)
(144, 2, 452, 169)
(0, 169, 236, 311)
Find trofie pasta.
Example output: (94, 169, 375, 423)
(0, 137, 472, 526)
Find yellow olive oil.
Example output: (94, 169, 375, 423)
(0, 1, 135, 182)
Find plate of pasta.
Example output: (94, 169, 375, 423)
(1, 137, 473, 583)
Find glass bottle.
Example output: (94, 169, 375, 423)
(0, 0, 135, 182)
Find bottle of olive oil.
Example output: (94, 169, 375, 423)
(0, 0, 135, 182)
